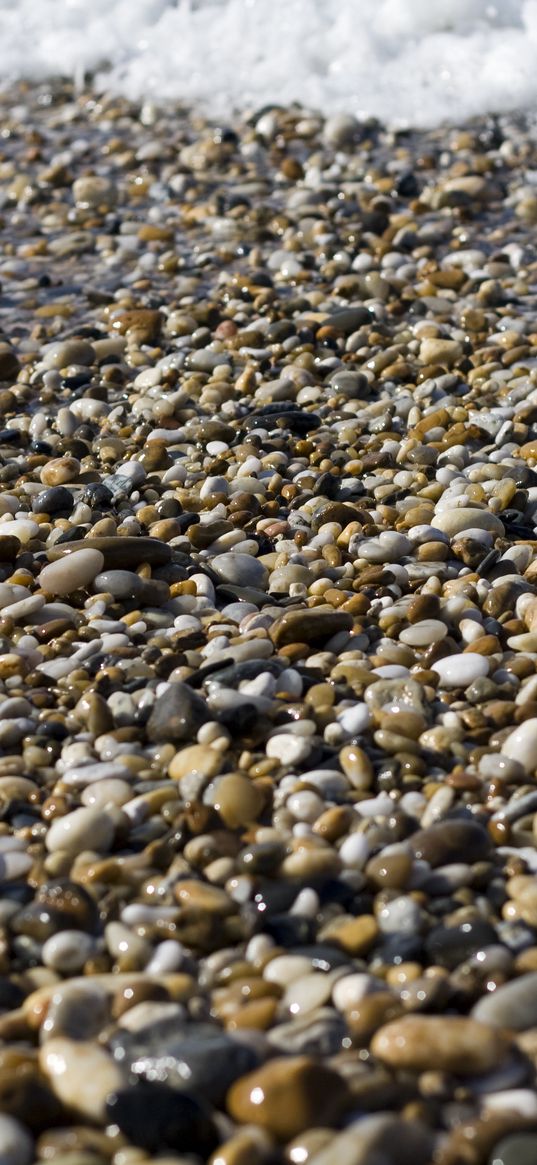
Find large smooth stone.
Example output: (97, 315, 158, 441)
(46, 537, 172, 569)
(106, 1083, 218, 1156)
(371, 1016, 510, 1075)
(409, 820, 491, 867)
(45, 807, 115, 856)
(433, 508, 505, 538)
(270, 608, 353, 647)
(210, 553, 268, 589)
(226, 1055, 346, 1140)
(111, 1019, 258, 1105)
(432, 652, 489, 689)
(39, 549, 104, 596)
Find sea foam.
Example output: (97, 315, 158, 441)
(2, 0, 537, 126)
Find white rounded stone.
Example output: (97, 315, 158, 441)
(42, 930, 95, 974)
(39, 549, 105, 596)
(45, 806, 115, 855)
(432, 653, 489, 689)
(501, 718, 537, 773)
(40, 1038, 125, 1122)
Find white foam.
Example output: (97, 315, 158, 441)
(3, 0, 537, 126)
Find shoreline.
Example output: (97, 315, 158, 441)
(0, 79, 536, 1165)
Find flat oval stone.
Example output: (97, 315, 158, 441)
(371, 1015, 510, 1075)
(211, 553, 268, 589)
(432, 652, 489, 688)
(433, 508, 505, 538)
(46, 537, 172, 569)
(409, 820, 491, 867)
(472, 972, 537, 1029)
(45, 807, 115, 856)
(39, 549, 104, 596)
(270, 608, 353, 648)
(226, 1055, 346, 1141)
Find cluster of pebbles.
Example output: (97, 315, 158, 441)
(2, 80, 537, 1165)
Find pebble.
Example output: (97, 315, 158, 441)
(501, 720, 537, 773)
(371, 1016, 510, 1074)
(45, 807, 115, 856)
(38, 550, 105, 595)
(0, 1115, 33, 1165)
(472, 972, 537, 1029)
(432, 653, 489, 688)
(0, 81, 536, 1164)
(227, 1056, 345, 1140)
(40, 1044, 117, 1127)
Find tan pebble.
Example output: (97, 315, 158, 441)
(339, 745, 373, 790)
(371, 1015, 510, 1074)
(168, 744, 222, 782)
(174, 880, 235, 915)
(346, 992, 404, 1042)
(226, 1055, 346, 1140)
(40, 457, 80, 486)
(209, 773, 264, 828)
(320, 914, 378, 956)
(208, 1128, 273, 1165)
(366, 851, 412, 889)
(225, 998, 279, 1031)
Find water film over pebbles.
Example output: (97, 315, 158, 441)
(0, 81, 537, 1165)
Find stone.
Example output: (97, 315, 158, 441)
(501, 720, 537, 773)
(433, 508, 505, 538)
(41, 340, 95, 369)
(301, 1115, 434, 1165)
(472, 972, 537, 1029)
(38, 549, 104, 596)
(419, 337, 463, 366)
(226, 1056, 346, 1141)
(42, 931, 94, 974)
(432, 652, 489, 688)
(489, 1134, 537, 1165)
(73, 175, 116, 209)
(111, 1018, 258, 1104)
(0, 1115, 33, 1165)
(106, 1083, 218, 1156)
(211, 553, 268, 589)
(168, 744, 222, 782)
(270, 608, 353, 648)
(46, 537, 172, 569)
(208, 773, 264, 827)
(371, 1016, 510, 1074)
(32, 486, 74, 515)
(146, 683, 209, 743)
(409, 820, 491, 866)
(40, 1039, 125, 1122)
(45, 807, 115, 856)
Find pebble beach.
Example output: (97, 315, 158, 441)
(1, 77, 537, 1165)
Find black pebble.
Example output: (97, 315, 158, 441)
(106, 1083, 219, 1158)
